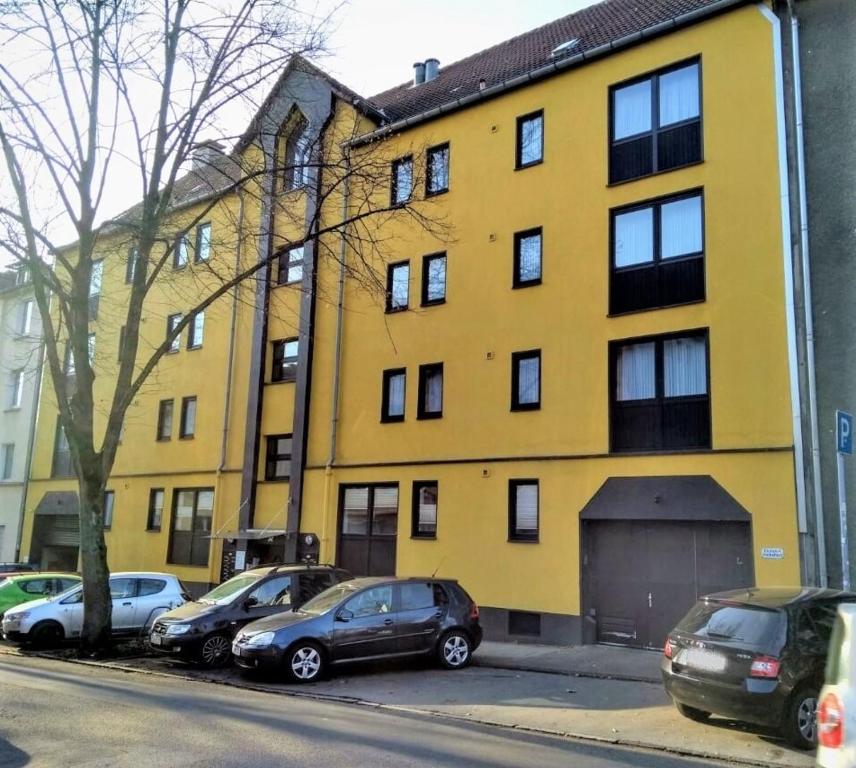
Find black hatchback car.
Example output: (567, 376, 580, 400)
(150, 564, 351, 667)
(232, 576, 482, 682)
(662, 587, 856, 749)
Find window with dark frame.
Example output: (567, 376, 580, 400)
(174, 236, 190, 269)
(386, 261, 409, 312)
(610, 190, 705, 314)
(421, 253, 446, 306)
(265, 434, 292, 480)
(180, 396, 197, 439)
(381, 368, 406, 422)
(511, 350, 541, 411)
(277, 245, 304, 285)
(391, 156, 413, 205)
(167, 313, 182, 353)
(283, 115, 311, 191)
(168, 488, 214, 566)
(103, 490, 114, 529)
(609, 59, 702, 184)
(88, 261, 103, 319)
(125, 247, 139, 284)
(610, 330, 710, 452)
(516, 110, 544, 168)
(1, 443, 14, 480)
(513, 228, 542, 287)
(147, 488, 164, 531)
(194, 223, 211, 262)
(509, 480, 539, 541)
(156, 399, 174, 441)
(412, 481, 438, 538)
(51, 420, 73, 477)
(18, 299, 33, 336)
(187, 311, 204, 349)
(417, 363, 443, 419)
(271, 338, 299, 382)
(426, 143, 450, 196)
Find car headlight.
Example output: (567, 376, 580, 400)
(164, 624, 191, 636)
(6, 612, 26, 622)
(245, 631, 275, 648)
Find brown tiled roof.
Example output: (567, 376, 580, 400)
(367, 0, 735, 122)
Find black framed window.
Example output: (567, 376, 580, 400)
(516, 110, 543, 168)
(51, 420, 73, 477)
(168, 488, 213, 566)
(386, 261, 409, 312)
(103, 491, 114, 529)
(265, 434, 292, 480)
(125, 247, 139, 284)
(283, 115, 311, 191)
(187, 311, 204, 349)
(156, 399, 173, 441)
(147, 488, 164, 531)
(417, 363, 443, 419)
(194, 223, 211, 262)
(381, 368, 406, 422)
(167, 313, 182, 353)
(426, 143, 450, 196)
(610, 190, 705, 314)
(1, 443, 13, 480)
(412, 481, 438, 538)
(277, 245, 304, 285)
(180, 396, 197, 439)
(391, 156, 413, 205)
(271, 338, 298, 382)
(509, 480, 539, 542)
(88, 260, 103, 319)
(513, 228, 542, 287)
(511, 350, 541, 411)
(422, 253, 446, 305)
(610, 330, 710, 452)
(174, 236, 190, 269)
(609, 59, 701, 184)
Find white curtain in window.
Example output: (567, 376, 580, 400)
(664, 337, 707, 397)
(517, 356, 540, 404)
(392, 265, 409, 308)
(616, 342, 656, 401)
(661, 196, 703, 259)
(614, 208, 654, 267)
(388, 373, 405, 415)
(425, 369, 443, 412)
(613, 80, 652, 140)
(519, 234, 541, 281)
(659, 64, 700, 127)
(193, 312, 205, 345)
(343, 487, 369, 534)
(515, 484, 538, 532)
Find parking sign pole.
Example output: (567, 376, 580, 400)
(839, 451, 850, 591)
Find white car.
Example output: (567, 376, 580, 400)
(1, 571, 187, 646)
(817, 603, 856, 767)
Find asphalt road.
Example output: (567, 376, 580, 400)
(0, 654, 739, 768)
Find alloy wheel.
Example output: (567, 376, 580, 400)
(201, 634, 231, 667)
(797, 696, 817, 742)
(291, 646, 321, 680)
(443, 634, 469, 667)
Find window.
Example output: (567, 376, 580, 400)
(180, 396, 197, 438)
(15, 266, 30, 286)
(117, 325, 126, 362)
(386, 261, 409, 312)
(277, 245, 304, 285)
(513, 228, 542, 287)
(265, 434, 292, 480)
(391, 156, 413, 205)
(341, 485, 398, 537)
(6, 369, 23, 409)
(17, 299, 33, 335)
(611, 190, 704, 314)
(248, 575, 293, 607)
(426, 143, 450, 196)
(167, 313, 182, 353)
(344, 584, 394, 618)
(168, 489, 214, 566)
(421, 253, 446, 305)
(412, 481, 438, 538)
(87, 333, 96, 365)
(139, 579, 166, 596)
(187, 311, 204, 349)
(1, 444, 13, 480)
(283, 115, 311, 191)
(610, 330, 710, 452)
(509, 480, 539, 542)
(400, 581, 438, 611)
(156, 399, 174, 441)
(516, 110, 544, 168)
(271, 338, 298, 382)
(88, 261, 103, 319)
(381, 368, 406, 422)
(147, 489, 164, 531)
(609, 59, 702, 184)
(103, 491, 114, 529)
(194, 223, 211, 263)
(125, 247, 139, 284)
(174, 236, 190, 269)
(417, 363, 443, 419)
(51, 420, 72, 477)
(511, 350, 541, 410)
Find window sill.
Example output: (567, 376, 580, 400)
(273, 280, 303, 289)
(607, 158, 704, 187)
(381, 415, 405, 424)
(259, 478, 290, 484)
(511, 403, 541, 412)
(268, 377, 297, 386)
(173, 264, 188, 271)
(421, 298, 446, 308)
(166, 561, 210, 569)
(416, 412, 443, 421)
(179, 435, 195, 441)
(425, 187, 449, 198)
(512, 279, 542, 290)
(411, 534, 437, 540)
(145, 528, 162, 533)
(166, 349, 180, 355)
(508, 537, 539, 544)
(515, 159, 543, 171)
(385, 306, 408, 315)
(4, 407, 21, 413)
(187, 345, 203, 352)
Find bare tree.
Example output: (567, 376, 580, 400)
(0, 0, 445, 653)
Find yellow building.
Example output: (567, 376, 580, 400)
(20, 0, 807, 648)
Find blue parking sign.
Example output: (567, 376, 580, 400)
(837, 411, 853, 455)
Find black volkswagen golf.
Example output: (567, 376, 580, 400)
(232, 576, 482, 682)
(150, 564, 351, 667)
(662, 587, 856, 749)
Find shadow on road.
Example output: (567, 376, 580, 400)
(0, 736, 30, 767)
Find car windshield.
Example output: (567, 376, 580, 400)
(198, 573, 262, 605)
(300, 582, 364, 615)
(677, 601, 785, 648)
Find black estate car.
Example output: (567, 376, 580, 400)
(150, 564, 351, 667)
(662, 587, 856, 749)
(231, 576, 482, 682)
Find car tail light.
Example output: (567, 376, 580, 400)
(819, 692, 844, 749)
(469, 602, 479, 620)
(664, 638, 673, 659)
(749, 655, 780, 678)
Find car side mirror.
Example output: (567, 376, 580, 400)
(243, 596, 258, 611)
(336, 609, 354, 622)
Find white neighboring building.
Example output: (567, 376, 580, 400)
(0, 267, 43, 563)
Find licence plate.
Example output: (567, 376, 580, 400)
(684, 648, 726, 673)
(150, 634, 162, 646)
(232, 644, 242, 657)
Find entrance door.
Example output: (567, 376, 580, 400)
(337, 485, 398, 577)
(583, 520, 753, 649)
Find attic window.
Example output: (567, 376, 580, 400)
(551, 38, 580, 58)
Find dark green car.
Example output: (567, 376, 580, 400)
(0, 573, 81, 618)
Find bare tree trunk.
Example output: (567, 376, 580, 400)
(77, 466, 111, 655)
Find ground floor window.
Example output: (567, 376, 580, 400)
(168, 488, 214, 566)
(338, 484, 398, 576)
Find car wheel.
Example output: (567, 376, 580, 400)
(30, 621, 65, 649)
(285, 641, 325, 684)
(198, 633, 232, 668)
(438, 630, 472, 670)
(782, 686, 818, 750)
(674, 702, 711, 722)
